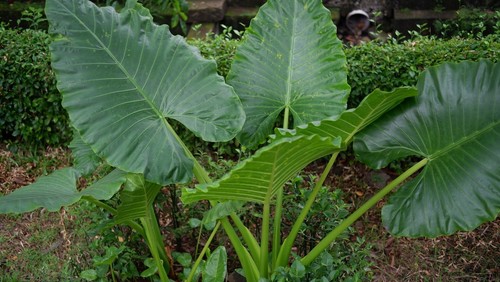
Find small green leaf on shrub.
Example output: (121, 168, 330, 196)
(189, 218, 202, 228)
(173, 252, 192, 267)
(80, 269, 97, 281)
(140, 258, 158, 278)
(93, 246, 125, 266)
(290, 260, 306, 278)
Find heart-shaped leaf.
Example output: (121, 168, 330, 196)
(228, 0, 349, 148)
(46, 0, 244, 185)
(354, 61, 500, 237)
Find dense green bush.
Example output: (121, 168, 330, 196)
(345, 35, 500, 107)
(187, 26, 241, 78)
(434, 9, 500, 39)
(0, 28, 71, 147)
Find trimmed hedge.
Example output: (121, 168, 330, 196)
(0, 28, 70, 147)
(1, 27, 499, 150)
(345, 35, 500, 107)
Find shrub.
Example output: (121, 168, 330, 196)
(345, 35, 500, 107)
(187, 25, 241, 79)
(434, 9, 500, 38)
(0, 28, 71, 147)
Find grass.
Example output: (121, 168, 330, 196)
(1, 205, 85, 280)
(0, 145, 148, 281)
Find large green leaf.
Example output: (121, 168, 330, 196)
(354, 61, 500, 237)
(182, 135, 341, 204)
(274, 87, 417, 146)
(46, 0, 244, 185)
(0, 168, 79, 213)
(0, 168, 127, 213)
(228, 0, 349, 148)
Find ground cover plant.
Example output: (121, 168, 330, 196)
(0, 0, 498, 281)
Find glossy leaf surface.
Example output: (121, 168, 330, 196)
(354, 61, 500, 237)
(228, 0, 349, 148)
(46, 0, 244, 185)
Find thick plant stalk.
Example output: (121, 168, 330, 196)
(260, 199, 271, 277)
(271, 108, 291, 268)
(220, 217, 260, 281)
(272, 189, 284, 269)
(275, 152, 339, 268)
(141, 204, 170, 282)
(189, 142, 260, 280)
(231, 213, 261, 261)
(301, 158, 429, 265)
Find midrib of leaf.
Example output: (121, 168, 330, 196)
(428, 119, 499, 160)
(284, 1, 297, 116)
(342, 100, 393, 145)
(59, 1, 172, 134)
(266, 149, 280, 201)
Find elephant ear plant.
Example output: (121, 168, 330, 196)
(0, 0, 498, 282)
(182, 0, 499, 281)
(0, 0, 245, 280)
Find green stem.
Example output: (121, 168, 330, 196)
(259, 200, 271, 277)
(110, 264, 116, 282)
(272, 189, 283, 269)
(186, 221, 221, 282)
(220, 217, 260, 282)
(186, 138, 260, 280)
(141, 204, 170, 282)
(276, 152, 339, 268)
(170, 121, 264, 279)
(82, 196, 117, 214)
(301, 158, 428, 265)
(283, 106, 290, 130)
(272, 107, 290, 269)
(231, 213, 260, 262)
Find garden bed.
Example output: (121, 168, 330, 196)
(1, 145, 498, 281)
(1, 1, 499, 281)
